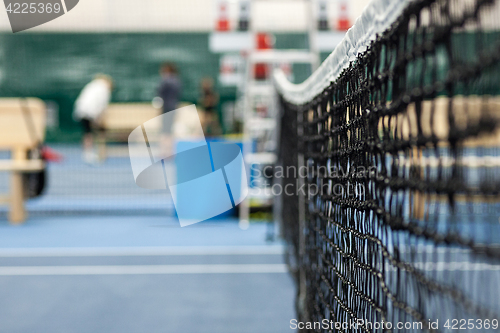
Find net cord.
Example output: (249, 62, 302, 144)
(273, 0, 414, 106)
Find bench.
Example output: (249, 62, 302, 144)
(97, 103, 161, 160)
(0, 98, 46, 224)
(387, 96, 500, 219)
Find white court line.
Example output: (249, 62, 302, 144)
(60, 0, 67, 13)
(0, 262, 496, 276)
(0, 246, 284, 258)
(0, 264, 288, 276)
(412, 262, 500, 271)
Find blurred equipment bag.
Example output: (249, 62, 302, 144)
(24, 146, 46, 198)
(20, 99, 46, 198)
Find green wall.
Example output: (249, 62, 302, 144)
(0, 32, 309, 141)
(0, 33, 229, 141)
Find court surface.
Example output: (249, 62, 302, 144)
(0, 217, 295, 333)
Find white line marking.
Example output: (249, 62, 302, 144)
(0, 264, 288, 276)
(0, 246, 284, 258)
(398, 245, 498, 254)
(60, 0, 68, 13)
(412, 262, 500, 271)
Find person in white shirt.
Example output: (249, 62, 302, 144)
(73, 74, 113, 163)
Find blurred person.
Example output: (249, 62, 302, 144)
(158, 63, 182, 114)
(199, 77, 221, 136)
(157, 63, 182, 157)
(73, 74, 113, 164)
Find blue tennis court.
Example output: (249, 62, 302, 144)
(0, 216, 294, 333)
(2, 0, 500, 331)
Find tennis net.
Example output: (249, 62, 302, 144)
(275, 0, 500, 331)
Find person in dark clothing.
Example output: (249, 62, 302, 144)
(199, 77, 221, 136)
(156, 63, 182, 157)
(158, 63, 182, 118)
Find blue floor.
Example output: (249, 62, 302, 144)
(0, 216, 295, 333)
(0, 216, 279, 248)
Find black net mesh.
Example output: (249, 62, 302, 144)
(278, 0, 500, 331)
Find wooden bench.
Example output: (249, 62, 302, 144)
(0, 98, 46, 224)
(97, 103, 161, 160)
(319, 96, 500, 220)
(387, 96, 500, 218)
